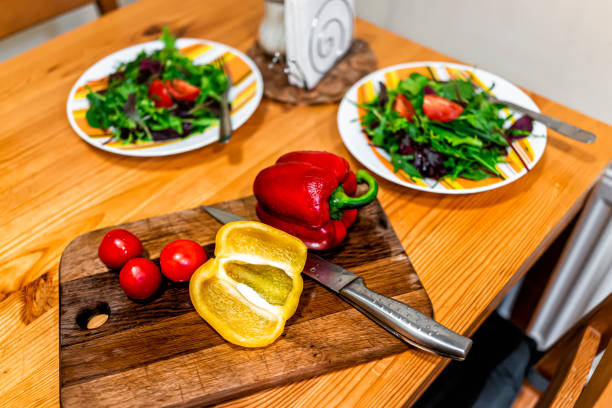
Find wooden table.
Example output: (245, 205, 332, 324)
(1, 0, 611, 406)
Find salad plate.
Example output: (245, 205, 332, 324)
(67, 37, 263, 157)
(337, 62, 547, 194)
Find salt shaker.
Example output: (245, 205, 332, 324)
(258, 0, 286, 56)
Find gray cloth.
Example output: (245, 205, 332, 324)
(412, 312, 538, 408)
(472, 340, 533, 408)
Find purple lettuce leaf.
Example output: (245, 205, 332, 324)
(424, 85, 436, 95)
(508, 115, 533, 140)
(137, 58, 162, 83)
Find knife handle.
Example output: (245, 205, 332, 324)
(340, 278, 472, 360)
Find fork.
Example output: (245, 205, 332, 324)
(467, 79, 598, 145)
(215, 58, 233, 144)
(486, 94, 596, 144)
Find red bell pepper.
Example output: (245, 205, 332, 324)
(253, 151, 378, 250)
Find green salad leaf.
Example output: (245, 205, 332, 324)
(359, 72, 532, 182)
(85, 26, 229, 144)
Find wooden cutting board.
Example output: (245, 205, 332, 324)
(59, 196, 433, 407)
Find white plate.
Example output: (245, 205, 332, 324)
(337, 62, 546, 194)
(67, 38, 263, 157)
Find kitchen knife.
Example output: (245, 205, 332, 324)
(201, 205, 473, 360)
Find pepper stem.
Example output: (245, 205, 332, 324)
(329, 170, 379, 220)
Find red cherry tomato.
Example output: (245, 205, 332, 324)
(393, 93, 415, 122)
(148, 79, 173, 108)
(422, 94, 464, 122)
(164, 79, 201, 102)
(119, 258, 162, 299)
(98, 229, 143, 269)
(160, 240, 207, 282)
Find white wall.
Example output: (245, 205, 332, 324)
(355, 0, 612, 125)
(2, 1, 610, 125)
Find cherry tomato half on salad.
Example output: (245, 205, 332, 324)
(393, 94, 415, 122)
(148, 79, 173, 108)
(422, 94, 464, 122)
(165, 79, 201, 102)
(160, 240, 207, 282)
(98, 229, 143, 269)
(119, 258, 162, 299)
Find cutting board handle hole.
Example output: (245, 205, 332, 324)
(76, 302, 111, 330)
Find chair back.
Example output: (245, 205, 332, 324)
(0, 0, 117, 39)
(534, 293, 612, 407)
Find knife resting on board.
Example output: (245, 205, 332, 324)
(201, 205, 473, 361)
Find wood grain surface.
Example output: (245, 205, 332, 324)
(1, 0, 612, 406)
(59, 197, 432, 407)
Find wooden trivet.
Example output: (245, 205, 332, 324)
(247, 38, 377, 105)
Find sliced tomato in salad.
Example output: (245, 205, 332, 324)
(393, 93, 415, 122)
(423, 94, 464, 122)
(148, 79, 173, 108)
(165, 79, 201, 102)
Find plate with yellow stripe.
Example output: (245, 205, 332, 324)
(337, 62, 546, 194)
(67, 38, 263, 157)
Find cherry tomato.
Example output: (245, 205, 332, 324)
(160, 240, 207, 282)
(119, 258, 162, 299)
(422, 94, 464, 122)
(98, 229, 143, 269)
(393, 93, 415, 122)
(164, 79, 201, 102)
(148, 79, 173, 108)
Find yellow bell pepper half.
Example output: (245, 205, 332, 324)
(189, 221, 307, 347)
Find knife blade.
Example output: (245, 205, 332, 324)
(200, 205, 472, 360)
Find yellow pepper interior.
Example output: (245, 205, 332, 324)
(224, 261, 293, 306)
(200, 279, 278, 339)
(190, 221, 307, 348)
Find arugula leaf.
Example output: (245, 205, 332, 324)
(160, 26, 176, 50)
(189, 117, 219, 127)
(438, 80, 474, 101)
(430, 125, 483, 147)
(460, 168, 491, 181)
(398, 73, 428, 96)
(85, 89, 110, 129)
(391, 152, 421, 180)
(84, 25, 229, 144)
(359, 70, 518, 182)
(370, 116, 387, 146)
(124, 93, 153, 140)
(386, 112, 410, 133)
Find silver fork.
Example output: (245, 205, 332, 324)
(465, 79, 597, 145)
(215, 59, 233, 144)
(486, 94, 596, 144)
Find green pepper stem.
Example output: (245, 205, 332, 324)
(329, 170, 379, 220)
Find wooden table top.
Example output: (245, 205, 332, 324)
(1, 0, 611, 406)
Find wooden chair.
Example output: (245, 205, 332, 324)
(0, 0, 117, 39)
(513, 293, 612, 408)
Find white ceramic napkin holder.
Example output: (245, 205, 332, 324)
(284, 0, 355, 89)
